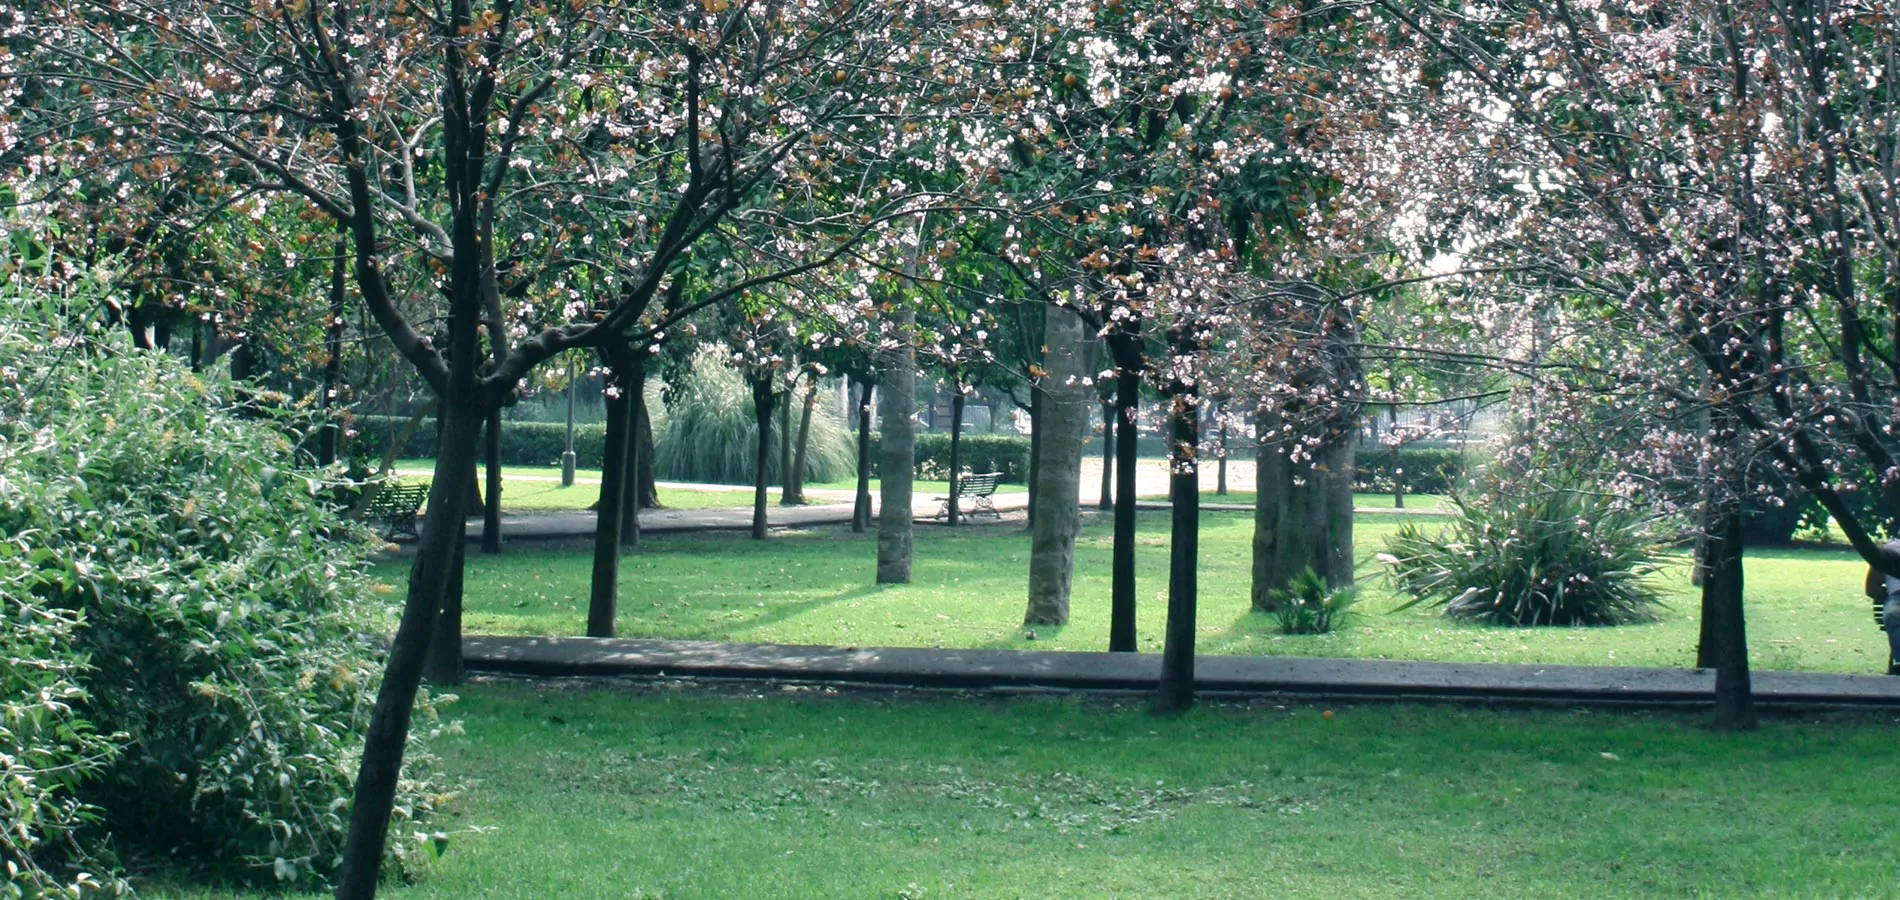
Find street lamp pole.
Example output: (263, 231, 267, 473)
(561, 354, 578, 487)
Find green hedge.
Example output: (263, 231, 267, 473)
(864, 432, 1032, 483)
(350, 414, 610, 468)
(1355, 446, 1472, 496)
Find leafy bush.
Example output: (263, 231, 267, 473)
(1267, 568, 1359, 635)
(0, 296, 447, 889)
(1, 564, 128, 899)
(651, 349, 856, 485)
(1379, 473, 1666, 626)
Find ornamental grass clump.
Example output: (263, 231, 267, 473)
(651, 347, 855, 485)
(0, 293, 449, 890)
(1268, 568, 1359, 635)
(1380, 473, 1666, 627)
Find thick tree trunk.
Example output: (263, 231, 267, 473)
(1705, 502, 1756, 730)
(481, 408, 503, 554)
(588, 363, 634, 637)
(753, 378, 776, 541)
(786, 374, 816, 506)
(1253, 410, 1354, 604)
(634, 388, 658, 509)
(421, 512, 467, 685)
(1155, 387, 1199, 716)
(853, 377, 874, 533)
(877, 316, 917, 583)
(1109, 342, 1141, 653)
(1025, 307, 1088, 626)
(1099, 398, 1115, 510)
(948, 388, 965, 525)
(335, 399, 483, 899)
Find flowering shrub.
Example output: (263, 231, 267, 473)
(0, 294, 448, 889)
(1380, 470, 1666, 626)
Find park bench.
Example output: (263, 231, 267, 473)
(367, 481, 430, 541)
(933, 472, 1002, 520)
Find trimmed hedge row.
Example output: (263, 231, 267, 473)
(1355, 447, 1472, 496)
(356, 414, 1037, 484)
(349, 416, 1463, 493)
(867, 432, 1032, 483)
(350, 414, 611, 468)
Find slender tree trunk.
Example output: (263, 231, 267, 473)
(778, 385, 794, 502)
(1705, 500, 1756, 730)
(1025, 386, 1042, 530)
(481, 408, 503, 554)
(1099, 398, 1115, 510)
(948, 386, 965, 525)
(620, 357, 645, 548)
(1026, 307, 1088, 625)
(1216, 416, 1228, 497)
(335, 398, 483, 899)
(635, 387, 658, 509)
(753, 378, 776, 541)
(1155, 386, 1199, 715)
(588, 361, 634, 637)
(318, 229, 347, 467)
(877, 314, 917, 583)
(1109, 333, 1141, 652)
(786, 374, 816, 506)
(853, 377, 874, 533)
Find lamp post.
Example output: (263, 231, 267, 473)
(561, 354, 578, 487)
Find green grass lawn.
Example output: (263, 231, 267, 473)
(145, 682, 1900, 899)
(804, 476, 1028, 495)
(389, 459, 753, 512)
(396, 510, 1889, 673)
(1145, 491, 1450, 511)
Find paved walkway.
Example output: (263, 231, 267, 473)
(463, 635, 1900, 710)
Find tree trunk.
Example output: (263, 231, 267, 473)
(481, 408, 503, 554)
(335, 398, 483, 898)
(619, 357, 646, 548)
(877, 315, 916, 583)
(1025, 385, 1042, 530)
(1216, 418, 1228, 497)
(948, 387, 965, 525)
(786, 374, 816, 506)
(1099, 398, 1115, 510)
(1324, 436, 1355, 590)
(1251, 404, 1290, 611)
(1025, 307, 1088, 625)
(318, 228, 347, 467)
(588, 360, 634, 637)
(1155, 385, 1199, 716)
(853, 377, 874, 533)
(635, 387, 658, 509)
(1704, 501, 1756, 730)
(778, 383, 794, 502)
(422, 525, 466, 684)
(1108, 333, 1142, 653)
(753, 378, 776, 541)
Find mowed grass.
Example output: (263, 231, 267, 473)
(391, 509, 1890, 673)
(146, 682, 1900, 899)
(1144, 491, 1451, 511)
(389, 460, 753, 511)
